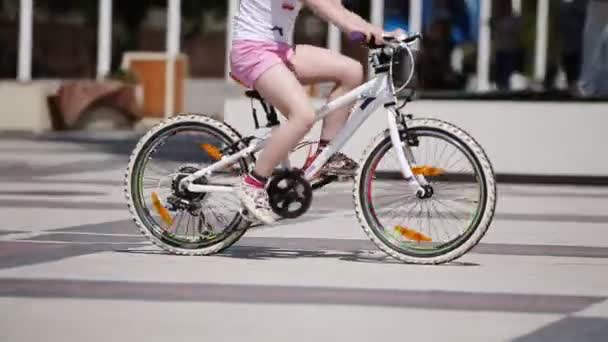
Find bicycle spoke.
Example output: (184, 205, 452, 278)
(174, 211, 186, 233)
(129, 123, 250, 250)
(361, 125, 489, 258)
(432, 198, 469, 222)
(428, 200, 452, 241)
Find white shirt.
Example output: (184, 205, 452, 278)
(232, 0, 303, 45)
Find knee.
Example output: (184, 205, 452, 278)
(290, 108, 315, 130)
(340, 61, 365, 89)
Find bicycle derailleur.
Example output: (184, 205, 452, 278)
(267, 168, 313, 219)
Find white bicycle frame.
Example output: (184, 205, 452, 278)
(182, 57, 428, 195)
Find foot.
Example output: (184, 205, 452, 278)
(236, 176, 276, 225)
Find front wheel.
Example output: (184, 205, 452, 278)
(354, 118, 497, 264)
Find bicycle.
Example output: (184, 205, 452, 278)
(124, 33, 497, 264)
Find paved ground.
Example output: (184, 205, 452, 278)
(0, 131, 607, 342)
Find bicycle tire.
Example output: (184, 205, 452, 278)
(125, 114, 252, 256)
(353, 118, 497, 264)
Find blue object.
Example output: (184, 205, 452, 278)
(384, 17, 409, 32)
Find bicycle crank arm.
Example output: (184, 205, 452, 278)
(239, 217, 292, 230)
(186, 184, 235, 193)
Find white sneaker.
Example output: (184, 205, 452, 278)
(236, 177, 276, 225)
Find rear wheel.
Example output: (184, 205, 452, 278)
(125, 114, 252, 255)
(354, 118, 496, 264)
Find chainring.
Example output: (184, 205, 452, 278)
(267, 169, 313, 219)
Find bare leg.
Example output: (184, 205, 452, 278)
(252, 64, 316, 177)
(290, 45, 364, 140)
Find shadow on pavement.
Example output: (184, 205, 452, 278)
(116, 246, 480, 267)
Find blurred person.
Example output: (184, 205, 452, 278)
(230, 0, 404, 223)
(424, 0, 472, 44)
(546, 0, 587, 91)
(418, 0, 472, 90)
(420, 11, 466, 89)
(490, 0, 524, 90)
(578, 0, 608, 97)
(559, 0, 587, 90)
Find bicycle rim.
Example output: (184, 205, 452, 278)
(359, 127, 487, 258)
(130, 122, 246, 250)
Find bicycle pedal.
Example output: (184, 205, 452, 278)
(320, 171, 355, 181)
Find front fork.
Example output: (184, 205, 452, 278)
(386, 108, 430, 197)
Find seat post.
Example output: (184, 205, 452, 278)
(244, 89, 280, 127)
(250, 98, 261, 129)
(259, 101, 280, 127)
(265, 104, 280, 127)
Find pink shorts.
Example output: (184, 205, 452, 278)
(230, 40, 295, 89)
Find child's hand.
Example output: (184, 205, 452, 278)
(385, 28, 409, 41)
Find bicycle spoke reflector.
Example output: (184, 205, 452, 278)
(200, 144, 223, 161)
(151, 192, 174, 227)
(394, 225, 432, 242)
(411, 165, 445, 177)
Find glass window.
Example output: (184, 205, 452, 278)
(341, 0, 371, 68)
(31, 1, 98, 78)
(180, 0, 227, 78)
(111, 0, 167, 73)
(294, 7, 328, 48)
(0, 0, 19, 79)
(385, 0, 410, 32)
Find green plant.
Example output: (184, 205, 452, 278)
(107, 69, 138, 84)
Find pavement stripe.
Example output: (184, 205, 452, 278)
(53, 220, 138, 234)
(0, 230, 24, 236)
(235, 237, 608, 259)
(473, 243, 608, 258)
(574, 299, 608, 318)
(25, 233, 145, 244)
(513, 317, 608, 342)
(0, 199, 125, 210)
(4, 195, 608, 225)
(500, 189, 608, 199)
(0, 241, 141, 270)
(0, 190, 106, 197)
(11, 230, 608, 259)
(0, 178, 123, 186)
(0, 278, 603, 314)
(0, 158, 126, 178)
(495, 212, 608, 224)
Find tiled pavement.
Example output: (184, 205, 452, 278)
(0, 132, 607, 342)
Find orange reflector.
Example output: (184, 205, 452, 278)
(394, 226, 432, 242)
(200, 144, 223, 161)
(151, 192, 174, 227)
(411, 165, 445, 177)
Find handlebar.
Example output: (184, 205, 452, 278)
(348, 31, 422, 49)
(350, 31, 421, 95)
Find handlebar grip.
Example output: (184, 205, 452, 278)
(348, 31, 367, 43)
(349, 31, 384, 49)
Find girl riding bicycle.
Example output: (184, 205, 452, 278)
(231, 0, 402, 224)
(125, 2, 496, 263)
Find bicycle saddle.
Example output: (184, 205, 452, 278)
(245, 90, 263, 101)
